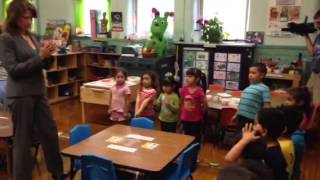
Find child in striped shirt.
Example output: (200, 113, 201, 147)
(233, 63, 271, 130)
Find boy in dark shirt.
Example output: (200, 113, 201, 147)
(225, 108, 288, 180)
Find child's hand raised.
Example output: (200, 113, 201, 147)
(241, 123, 261, 143)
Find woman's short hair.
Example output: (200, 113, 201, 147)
(4, 0, 37, 34)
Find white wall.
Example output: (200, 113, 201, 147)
(248, 0, 320, 46)
(37, 0, 74, 35)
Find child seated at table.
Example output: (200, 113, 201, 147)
(233, 63, 271, 130)
(108, 68, 131, 122)
(155, 73, 180, 133)
(226, 108, 289, 180)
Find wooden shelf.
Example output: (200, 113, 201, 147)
(46, 52, 120, 104)
(49, 96, 78, 104)
(87, 64, 119, 69)
(85, 52, 121, 56)
(47, 67, 78, 73)
(265, 73, 301, 89)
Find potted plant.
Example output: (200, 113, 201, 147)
(196, 17, 224, 43)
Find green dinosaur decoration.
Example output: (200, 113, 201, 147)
(143, 8, 174, 57)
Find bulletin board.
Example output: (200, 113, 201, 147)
(266, 0, 303, 37)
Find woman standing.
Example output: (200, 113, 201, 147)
(305, 9, 320, 104)
(0, 1, 63, 180)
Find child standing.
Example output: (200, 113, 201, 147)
(180, 68, 207, 143)
(234, 63, 271, 129)
(109, 68, 131, 122)
(283, 87, 312, 180)
(135, 71, 158, 120)
(156, 74, 180, 133)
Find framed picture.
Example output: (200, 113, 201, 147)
(183, 50, 197, 61)
(226, 81, 239, 90)
(228, 53, 241, 63)
(214, 62, 227, 71)
(246, 32, 264, 44)
(196, 51, 209, 61)
(214, 53, 227, 62)
(227, 72, 240, 81)
(196, 61, 208, 70)
(227, 63, 241, 72)
(111, 12, 124, 32)
(213, 71, 226, 80)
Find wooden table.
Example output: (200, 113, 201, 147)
(265, 73, 301, 88)
(61, 125, 194, 173)
(207, 90, 287, 110)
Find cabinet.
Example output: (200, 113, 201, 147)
(45, 52, 120, 104)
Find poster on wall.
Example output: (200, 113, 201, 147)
(266, 0, 302, 37)
(214, 53, 228, 62)
(213, 71, 226, 80)
(111, 12, 124, 32)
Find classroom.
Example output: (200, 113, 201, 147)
(0, 0, 320, 179)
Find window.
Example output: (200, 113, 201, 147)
(202, 0, 248, 39)
(82, 0, 109, 35)
(136, 0, 174, 39)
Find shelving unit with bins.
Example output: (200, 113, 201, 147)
(84, 52, 121, 81)
(46, 52, 85, 104)
(45, 52, 120, 104)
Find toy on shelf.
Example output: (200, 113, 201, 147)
(100, 12, 108, 33)
(143, 8, 174, 57)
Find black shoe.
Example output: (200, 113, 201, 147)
(52, 172, 69, 180)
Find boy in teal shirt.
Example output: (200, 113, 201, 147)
(233, 63, 271, 129)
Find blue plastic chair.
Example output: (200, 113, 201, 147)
(81, 154, 117, 180)
(130, 117, 155, 130)
(158, 143, 200, 180)
(69, 124, 92, 179)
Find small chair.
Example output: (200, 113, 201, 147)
(231, 90, 242, 97)
(81, 154, 117, 180)
(158, 143, 200, 180)
(209, 84, 224, 92)
(130, 117, 155, 130)
(69, 124, 92, 179)
(219, 108, 238, 145)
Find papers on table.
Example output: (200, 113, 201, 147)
(105, 134, 157, 153)
(141, 142, 159, 150)
(107, 144, 137, 153)
(106, 136, 124, 143)
(216, 93, 232, 98)
(126, 134, 154, 141)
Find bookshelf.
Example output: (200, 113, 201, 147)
(46, 52, 120, 104)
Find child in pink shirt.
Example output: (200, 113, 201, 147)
(109, 68, 131, 122)
(180, 68, 207, 143)
(135, 71, 158, 121)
